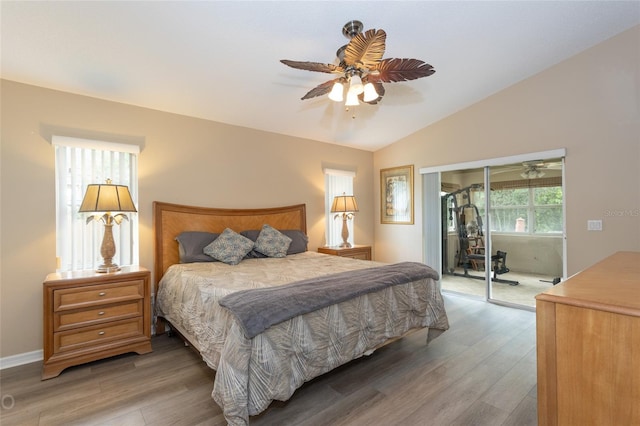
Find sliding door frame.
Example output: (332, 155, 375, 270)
(420, 148, 567, 305)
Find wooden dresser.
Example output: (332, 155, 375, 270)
(42, 266, 152, 379)
(318, 245, 372, 260)
(535, 251, 640, 425)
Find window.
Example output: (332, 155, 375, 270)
(324, 168, 355, 246)
(473, 178, 563, 234)
(53, 136, 139, 271)
(532, 186, 564, 233)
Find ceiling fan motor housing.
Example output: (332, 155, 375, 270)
(342, 20, 364, 39)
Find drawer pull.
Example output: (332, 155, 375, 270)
(98, 292, 106, 297)
(98, 311, 105, 316)
(98, 331, 105, 336)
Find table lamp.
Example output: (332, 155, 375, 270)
(331, 194, 359, 248)
(78, 179, 137, 272)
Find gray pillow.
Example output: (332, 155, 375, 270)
(203, 228, 254, 265)
(254, 224, 292, 258)
(175, 231, 219, 263)
(241, 228, 308, 256)
(281, 229, 309, 254)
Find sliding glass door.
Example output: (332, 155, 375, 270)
(487, 161, 564, 307)
(422, 150, 566, 310)
(439, 168, 488, 299)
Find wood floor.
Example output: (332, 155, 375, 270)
(0, 294, 537, 425)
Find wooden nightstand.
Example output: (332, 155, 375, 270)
(318, 245, 372, 260)
(42, 266, 152, 380)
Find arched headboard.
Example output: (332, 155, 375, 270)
(153, 201, 307, 291)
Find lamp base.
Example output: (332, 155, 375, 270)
(339, 213, 353, 249)
(97, 221, 121, 273)
(96, 263, 121, 273)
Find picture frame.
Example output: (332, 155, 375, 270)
(380, 165, 414, 224)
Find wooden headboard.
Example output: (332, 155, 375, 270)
(153, 201, 307, 290)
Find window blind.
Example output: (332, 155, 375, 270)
(53, 136, 139, 271)
(490, 176, 562, 190)
(324, 168, 356, 246)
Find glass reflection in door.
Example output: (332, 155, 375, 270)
(440, 168, 488, 299)
(487, 161, 564, 307)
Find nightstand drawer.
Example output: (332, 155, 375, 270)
(54, 300, 143, 331)
(54, 317, 144, 353)
(348, 252, 370, 261)
(54, 280, 144, 311)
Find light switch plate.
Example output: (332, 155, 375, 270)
(587, 220, 602, 231)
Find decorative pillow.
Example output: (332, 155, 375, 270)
(254, 224, 292, 258)
(175, 231, 219, 263)
(203, 228, 254, 265)
(241, 228, 308, 256)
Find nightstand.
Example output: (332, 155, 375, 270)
(42, 266, 152, 380)
(318, 245, 372, 260)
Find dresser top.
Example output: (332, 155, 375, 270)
(536, 251, 640, 316)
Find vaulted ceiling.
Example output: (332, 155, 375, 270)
(2, 1, 638, 151)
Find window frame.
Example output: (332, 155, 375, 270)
(53, 136, 140, 272)
(474, 185, 563, 235)
(324, 168, 356, 247)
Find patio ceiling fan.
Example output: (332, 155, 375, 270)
(280, 20, 435, 108)
(492, 160, 563, 179)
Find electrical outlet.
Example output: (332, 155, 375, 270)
(587, 220, 602, 231)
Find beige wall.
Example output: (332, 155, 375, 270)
(374, 26, 640, 275)
(1, 25, 638, 361)
(0, 81, 374, 358)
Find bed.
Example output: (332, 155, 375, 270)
(153, 201, 449, 425)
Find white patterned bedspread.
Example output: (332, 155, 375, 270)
(155, 251, 449, 425)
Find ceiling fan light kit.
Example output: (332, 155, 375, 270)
(345, 90, 360, 107)
(281, 20, 435, 115)
(328, 80, 345, 102)
(363, 81, 380, 102)
(349, 74, 364, 95)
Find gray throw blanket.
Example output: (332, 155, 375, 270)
(218, 261, 439, 339)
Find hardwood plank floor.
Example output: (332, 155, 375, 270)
(0, 294, 537, 425)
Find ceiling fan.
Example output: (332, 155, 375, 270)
(492, 160, 563, 179)
(280, 20, 435, 110)
(520, 162, 550, 179)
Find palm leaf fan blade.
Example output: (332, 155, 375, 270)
(280, 60, 342, 74)
(344, 29, 386, 69)
(301, 78, 340, 100)
(372, 58, 435, 83)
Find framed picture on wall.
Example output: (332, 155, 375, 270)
(380, 165, 414, 224)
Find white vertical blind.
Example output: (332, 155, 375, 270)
(422, 172, 442, 286)
(53, 136, 139, 271)
(324, 168, 356, 246)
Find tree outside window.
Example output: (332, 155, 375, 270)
(473, 186, 562, 234)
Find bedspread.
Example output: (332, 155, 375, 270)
(155, 252, 449, 425)
(219, 261, 440, 338)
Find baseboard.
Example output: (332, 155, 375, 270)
(0, 350, 43, 370)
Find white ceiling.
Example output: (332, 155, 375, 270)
(2, 1, 638, 151)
